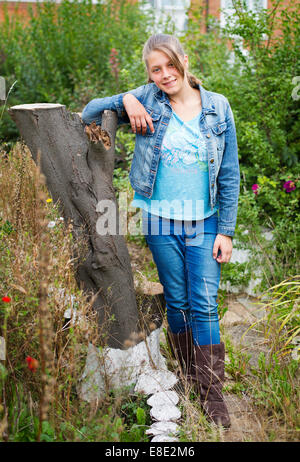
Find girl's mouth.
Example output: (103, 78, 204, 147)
(163, 79, 177, 88)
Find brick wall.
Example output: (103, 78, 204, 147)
(0, 0, 294, 35)
(0, 2, 39, 23)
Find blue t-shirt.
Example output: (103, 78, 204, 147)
(131, 111, 218, 221)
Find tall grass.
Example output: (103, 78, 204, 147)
(0, 142, 168, 442)
(0, 142, 103, 441)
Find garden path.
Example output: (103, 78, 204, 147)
(220, 295, 269, 442)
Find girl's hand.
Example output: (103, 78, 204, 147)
(212, 234, 233, 263)
(123, 93, 154, 135)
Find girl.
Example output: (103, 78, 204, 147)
(82, 34, 240, 428)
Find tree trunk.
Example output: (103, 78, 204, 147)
(8, 103, 139, 349)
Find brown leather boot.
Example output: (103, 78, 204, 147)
(192, 342, 231, 428)
(167, 327, 193, 380)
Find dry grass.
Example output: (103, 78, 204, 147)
(0, 142, 298, 442)
(0, 142, 101, 440)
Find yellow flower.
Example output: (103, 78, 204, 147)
(46, 198, 52, 203)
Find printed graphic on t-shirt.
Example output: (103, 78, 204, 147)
(160, 112, 208, 171)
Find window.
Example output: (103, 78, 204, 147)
(159, 0, 189, 7)
(220, 0, 268, 65)
(220, 0, 268, 28)
(145, 0, 191, 32)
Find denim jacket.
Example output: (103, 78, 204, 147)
(82, 83, 240, 237)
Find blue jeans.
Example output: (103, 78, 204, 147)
(143, 211, 221, 346)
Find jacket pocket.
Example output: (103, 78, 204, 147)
(143, 106, 161, 136)
(211, 121, 227, 152)
(211, 121, 227, 136)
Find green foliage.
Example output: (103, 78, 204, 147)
(215, 289, 228, 321)
(0, 218, 14, 237)
(0, 0, 158, 141)
(225, 339, 251, 381)
(2, 379, 152, 442)
(183, 1, 300, 290)
(252, 352, 299, 417)
(119, 391, 151, 442)
(221, 261, 252, 288)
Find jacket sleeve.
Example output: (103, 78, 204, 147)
(216, 100, 240, 237)
(81, 84, 149, 126)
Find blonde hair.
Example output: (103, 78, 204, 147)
(142, 34, 201, 89)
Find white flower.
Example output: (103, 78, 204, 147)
(47, 221, 56, 228)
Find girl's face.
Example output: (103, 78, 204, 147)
(147, 50, 188, 96)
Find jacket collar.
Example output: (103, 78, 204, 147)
(153, 83, 217, 115)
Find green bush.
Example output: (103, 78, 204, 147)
(183, 1, 299, 289)
(0, 0, 157, 141)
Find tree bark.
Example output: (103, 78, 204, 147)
(8, 103, 139, 349)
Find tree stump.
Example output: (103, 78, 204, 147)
(8, 103, 139, 349)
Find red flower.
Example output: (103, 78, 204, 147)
(251, 184, 259, 195)
(26, 356, 39, 373)
(2, 296, 11, 303)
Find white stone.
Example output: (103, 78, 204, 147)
(151, 434, 179, 442)
(64, 307, 77, 319)
(220, 310, 243, 327)
(77, 327, 171, 402)
(134, 369, 178, 395)
(49, 286, 76, 309)
(291, 336, 300, 345)
(147, 390, 179, 407)
(220, 271, 263, 297)
(237, 296, 266, 319)
(230, 247, 251, 265)
(63, 307, 85, 326)
(291, 346, 300, 361)
(0, 336, 5, 361)
(219, 280, 240, 294)
(150, 404, 181, 422)
(146, 420, 179, 436)
(48, 286, 86, 325)
(291, 336, 300, 361)
(244, 275, 263, 297)
(220, 230, 275, 296)
(262, 230, 273, 241)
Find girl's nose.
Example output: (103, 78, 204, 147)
(161, 67, 171, 79)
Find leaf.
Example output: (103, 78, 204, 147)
(136, 407, 146, 426)
(11, 284, 27, 295)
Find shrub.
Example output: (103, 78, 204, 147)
(0, 0, 156, 141)
(183, 1, 300, 289)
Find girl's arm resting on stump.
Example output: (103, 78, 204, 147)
(123, 93, 154, 135)
(81, 84, 150, 128)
